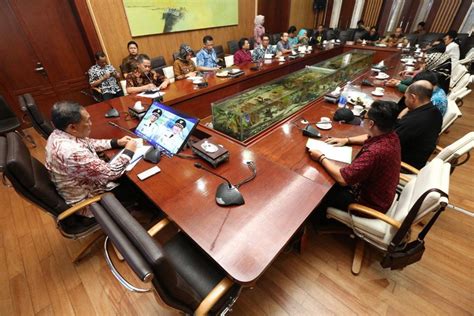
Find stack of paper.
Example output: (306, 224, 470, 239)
(306, 139, 353, 164)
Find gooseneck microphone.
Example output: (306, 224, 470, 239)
(194, 162, 244, 206)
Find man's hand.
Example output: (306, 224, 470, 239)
(309, 149, 324, 161)
(386, 79, 401, 87)
(103, 72, 111, 79)
(185, 71, 197, 78)
(159, 78, 169, 89)
(125, 139, 137, 152)
(117, 136, 133, 147)
(325, 137, 348, 146)
(145, 83, 157, 90)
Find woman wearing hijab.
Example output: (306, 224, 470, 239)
(173, 44, 198, 80)
(297, 29, 309, 45)
(254, 15, 265, 45)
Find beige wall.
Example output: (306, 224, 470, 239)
(289, 0, 315, 30)
(87, 0, 256, 70)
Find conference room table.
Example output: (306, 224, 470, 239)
(88, 44, 403, 285)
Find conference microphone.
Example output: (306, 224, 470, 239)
(105, 101, 120, 118)
(194, 162, 244, 206)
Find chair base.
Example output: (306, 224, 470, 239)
(352, 239, 365, 275)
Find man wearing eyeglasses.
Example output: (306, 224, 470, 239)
(309, 101, 401, 221)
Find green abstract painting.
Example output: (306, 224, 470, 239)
(123, 0, 239, 36)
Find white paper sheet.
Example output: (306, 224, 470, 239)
(306, 139, 353, 164)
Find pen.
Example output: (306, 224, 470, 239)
(129, 154, 143, 165)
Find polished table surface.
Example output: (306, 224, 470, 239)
(88, 45, 403, 285)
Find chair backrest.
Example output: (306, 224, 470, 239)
(450, 64, 468, 88)
(0, 136, 5, 173)
(151, 56, 166, 75)
(270, 33, 280, 45)
(227, 40, 239, 54)
(338, 29, 355, 43)
(418, 32, 443, 47)
(405, 33, 419, 45)
(435, 132, 474, 164)
(451, 73, 471, 93)
(18, 94, 54, 139)
(248, 37, 256, 49)
(326, 29, 338, 40)
(353, 30, 367, 42)
(214, 45, 225, 59)
(386, 158, 450, 243)
(440, 99, 462, 134)
(172, 51, 179, 61)
(0, 95, 18, 121)
(4, 132, 69, 216)
(91, 193, 235, 315)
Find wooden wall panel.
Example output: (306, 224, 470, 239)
(338, 0, 356, 29)
(450, 0, 472, 31)
(430, 0, 461, 33)
(361, 0, 383, 28)
(289, 0, 316, 30)
(86, 0, 256, 70)
(258, 0, 291, 34)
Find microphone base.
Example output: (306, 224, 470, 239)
(143, 147, 161, 164)
(105, 108, 120, 118)
(215, 183, 244, 206)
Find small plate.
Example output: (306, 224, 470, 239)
(216, 71, 228, 77)
(371, 91, 384, 96)
(316, 122, 332, 130)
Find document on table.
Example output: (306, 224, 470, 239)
(306, 139, 353, 164)
(137, 91, 166, 98)
(110, 143, 152, 171)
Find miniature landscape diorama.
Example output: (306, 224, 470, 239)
(211, 50, 374, 142)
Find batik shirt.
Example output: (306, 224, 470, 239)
(88, 64, 121, 95)
(45, 129, 132, 205)
(196, 48, 218, 68)
(252, 44, 277, 62)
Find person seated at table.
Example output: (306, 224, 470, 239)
(252, 34, 282, 62)
(121, 40, 139, 77)
(443, 30, 460, 67)
(389, 52, 451, 93)
(297, 29, 309, 45)
(88, 51, 123, 100)
(396, 71, 448, 117)
(253, 15, 265, 45)
(326, 80, 441, 170)
(309, 100, 401, 223)
(125, 54, 169, 94)
(358, 26, 380, 43)
(288, 25, 299, 48)
(276, 32, 292, 54)
(356, 19, 369, 32)
(309, 25, 326, 46)
(381, 27, 407, 47)
(234, 37, 253, 65)
(413, 21, 427, 36)
(46, 101, 137, 219)
(173, 44, 198, 80)
(196, 35, 221, 71)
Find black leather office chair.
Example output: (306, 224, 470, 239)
(405, 33, 419, 46)
(270, 33, 280, 45)
(353, 30, 368, 42)
(18, 93, 54, 139)
(339, 29, 355, 43)
(418, 32, 444, 48)
(3, 132, 103, 262)
(214, 45, 225, 60)
(151, 56, 166, 76)
(172, 51, 180, 61)
(227, 40, 239, 54)
(0, 136, 7, 186)
(326, 28, 338, 40)
(0, 95, 35, 147)
(91, 193, 242, 315)
(248, 37, 256, 49)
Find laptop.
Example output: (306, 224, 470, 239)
(134, 101, 199, 156)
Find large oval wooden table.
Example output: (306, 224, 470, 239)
(87, 44, 403, 285)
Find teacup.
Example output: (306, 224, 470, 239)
(278, 56, 285, 62)
(375, 87, 385, 94)
(320, 116, 331, 122)
(353, 105, 364, 115)
(397, 43, 403, 48)
(406, 65, 415, 72)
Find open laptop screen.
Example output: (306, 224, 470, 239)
(134, 101, 199, 155)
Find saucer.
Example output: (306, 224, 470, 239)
(216, 71, 228, 77)
(371, 91, 384, 96)
(316, 122, 332, 130)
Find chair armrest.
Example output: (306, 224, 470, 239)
(401, 161, 419, 174)
(57, 194, 103, 222)
(399, 174, 412, 183)
(435, 145, 443, 152)
(195, 278, 233, 316)
(348, 203, 401, 229)
(147, 218, 170, 237)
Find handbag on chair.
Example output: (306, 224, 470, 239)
(381, 189, 448, 270)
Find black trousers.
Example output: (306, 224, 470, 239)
(311, 184, 355, 225)
(103, 90, 124, 101)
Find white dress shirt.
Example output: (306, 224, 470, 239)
(445, 41, 460, 68)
